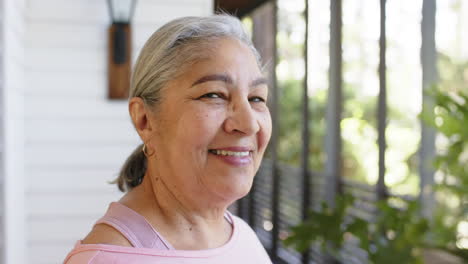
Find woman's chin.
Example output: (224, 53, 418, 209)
(218, 181, 253, 203)
(203, 170, 255, 205)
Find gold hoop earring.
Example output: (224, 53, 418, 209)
(142, 143, 155, 157)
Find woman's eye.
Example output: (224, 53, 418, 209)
(200, 93, 222, 99)
(249, 96, 266, 103)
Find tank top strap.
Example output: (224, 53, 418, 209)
(94, 202, 174, 249)
(225, 210, 234, 225)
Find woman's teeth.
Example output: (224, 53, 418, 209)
(210, 150, 250, 157)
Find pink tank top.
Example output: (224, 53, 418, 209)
(63, 202, 272, 264)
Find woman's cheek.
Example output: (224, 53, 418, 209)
(258, 112, 272, 148)
(189, 110, 223, 136)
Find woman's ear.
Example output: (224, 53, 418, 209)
(129, 97, 154, 142)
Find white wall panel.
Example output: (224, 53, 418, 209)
(26, 23, 105, 49)
(27, 0, 108, 24)
(29, 218, 99, 243)
(26, 168, 122, 192)
(28, 193, 120, 216)
(25, 98, 129, 119)
(26, 144, 136, 167)
(25, 71, 107, 98)
(26, 48, 105, 72)
(2, 0, 26, 262)
(25, 119, 139, 143)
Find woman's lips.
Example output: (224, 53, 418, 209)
(208, 148, 253, 166)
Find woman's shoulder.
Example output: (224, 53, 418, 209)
(64, 224, 135, 264)
(63, 248, 102, 264)
(81, 223, 133, 247)
(64, 244, 138, 264)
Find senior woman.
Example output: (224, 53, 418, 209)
(64, 14, 272, 264)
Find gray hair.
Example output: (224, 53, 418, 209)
(115, 14, 261, 192)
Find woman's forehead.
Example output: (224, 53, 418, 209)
(187, 37, 258, 66)
(162, 37, 263, 92)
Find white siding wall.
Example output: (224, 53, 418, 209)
(2, 0, 26, 264)
(0, 1, 3, 260)
(24, 0, 212, 263)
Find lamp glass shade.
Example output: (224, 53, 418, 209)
(109, 0, 135, 23)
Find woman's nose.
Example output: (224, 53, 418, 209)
(223, 100, 260, 135)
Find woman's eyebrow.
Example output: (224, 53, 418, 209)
(191, 74, 268, 88)
(250, 77, 268, 87)
(191, 74, 233, 87)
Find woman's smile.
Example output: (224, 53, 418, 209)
(208, 147, 254, 166)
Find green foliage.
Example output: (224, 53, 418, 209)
(284, 196, 429, 264)
(423, 87, 468, 199)
(283, 194, 364, 254)
(365, 200, 429, 264)
(421, 86, 468, 259)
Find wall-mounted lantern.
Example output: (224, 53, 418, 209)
(106, 0, 137, 99)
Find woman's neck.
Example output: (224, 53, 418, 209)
(120, 173, 233, 250)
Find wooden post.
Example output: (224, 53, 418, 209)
(325, 0, 343, 208)
(420, 0, 437, 218)
(376, 0, 388, 200)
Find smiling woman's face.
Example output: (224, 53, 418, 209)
(148, 37, 272, 205)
